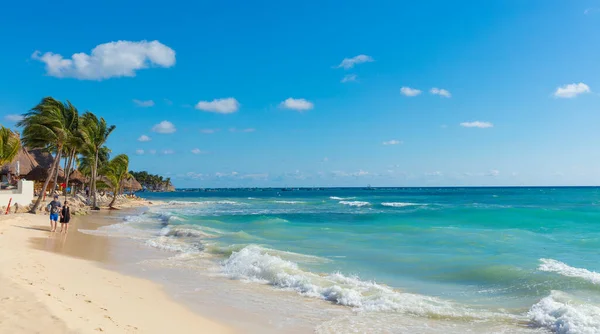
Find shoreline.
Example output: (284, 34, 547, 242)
(0, 210, 233, 334)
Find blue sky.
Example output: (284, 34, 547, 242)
(1, 0, 600, 187)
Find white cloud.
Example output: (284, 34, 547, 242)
(487, 170, 500, 177)
(31, 40, 175, 80)
(149, 150, 157, 155)
(332, 170, 370, 177)
(553, 83, 591, 98)
(191, 148, 205, 154)
(425, 171, 442, 176)
(336, 55, 374, 69)
(152, 121, 176, 134)
(240, 173, 269, 180)
(186, 172, 204, 179)
(4, 114, 23, 122)
(280, 98, 314, 111)
(195, 97, 240, 114)
(341, 74, 357, 83)
(164, 98, 173, 105)
(460, 121, 493, 128)
(133, 99, 155, 107)
(430, 87, 452, 98)
(382, 139, 402, 145)
(400, 87, 422, 97)
(229, 128, 255, 133)
(200, 129, 219, 134)
(138, 135, 151, 142)
(162, 149, 175, 155)
(135, 149, 144, 155)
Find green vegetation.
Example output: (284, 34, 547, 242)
(15, 96, 155, 212)
(129, 171, 173, 192)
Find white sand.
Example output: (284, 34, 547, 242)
(0, 213, 233, 334)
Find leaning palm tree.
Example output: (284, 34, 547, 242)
(100, 154, 130, 209)
(60, 103, 82, 196)
(17, 97, 76, 213)
(80, 112, 115, 210)
(0, 126, 21, 166)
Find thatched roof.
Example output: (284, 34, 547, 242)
(1, 147, 40, 176)
(69, 170, 86, 184)
(25, 165, 65, 182)
(122, 177, 143, 192)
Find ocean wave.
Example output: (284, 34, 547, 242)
(160, 226, 217, 239)
(381, 202, 423, 207)
(528, 290, 600, 334)
(539, 259, 600, 285)
(330, 196, 355, 200)
(339, 201, 370, 207)
(167, 200, 242, 206)
(221, 245, 507, 319)
(146, 236, 205, 253)
(274, 200, 305, 204)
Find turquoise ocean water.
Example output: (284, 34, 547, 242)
(91, 188, 600, 333)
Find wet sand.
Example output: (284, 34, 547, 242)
(0, 212, 233, 334)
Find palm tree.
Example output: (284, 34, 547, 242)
(81, 112, 115, 210)
(100, 154, 130, 208)
(18, 97, 75, 213)
(61, 103, 82, 196)
(0, 126, 21, 166)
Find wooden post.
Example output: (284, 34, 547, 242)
(5, 198, 12, 215)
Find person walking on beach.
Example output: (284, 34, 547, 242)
(47, 195, 61, 232)
(59, 201, 71, 233)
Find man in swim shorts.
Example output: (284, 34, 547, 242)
(48, 195, 62, 232)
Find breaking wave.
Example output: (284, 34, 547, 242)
(539, 259, 600, 285)
(339, 201, 370, 207)
(381, 202, 423, 208)
(528, 290, 600, 334)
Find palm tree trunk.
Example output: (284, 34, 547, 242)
(109, 190, 117, 208)
(51, 150, 62, 196)
(29, 147, 62, 213)
(63, 149, 75, 198)
(91, 149, 99, 209)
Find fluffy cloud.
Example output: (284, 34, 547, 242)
(152, 121, 176, 134)
(135, 149, 145, 155)
(336, 55, 374, 69)
(133, 99, 155, 107)
(195, 97, 240, 114)
(137, 135, 151, 142)
(162, 149, 175, 155)
(382, 140, 402, 145)
(553, 83, 591, 98)
(31, 40, 175, 80)
(400, 87, 422, 97)
(430, 88, 452, 98)
(460, 121, 493, 128)
(4, 114, 23, 122)
(229, 128, 255, 133)
(280, 98, 314, 111)
(341, 74, 357, 83)
(200, 129, 219, 134)
(191, 148, 204, 154)
(487, 170, 500, 177)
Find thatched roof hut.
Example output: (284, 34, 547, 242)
(25, 165, 65, 182)
(69, 170, 86, 185)
(1, 147, 40, 177)
(122, 177, 143, 192)
(28, 149, 55, 169)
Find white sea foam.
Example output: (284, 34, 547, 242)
(146, 236, 204, 253)
(539, 259, 600, 285)
(339, 201, 370, 207)
(330, 196, 355, 200)
(161, 226, 217, 239)
(221, 245, 506, 319)
(167, 200, 241, 206)
(528, 290, 600, 334)
(274, 200, 305, 204)
(381, 202, 422, 207)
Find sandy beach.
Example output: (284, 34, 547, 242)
(0, 211, 233, 334)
